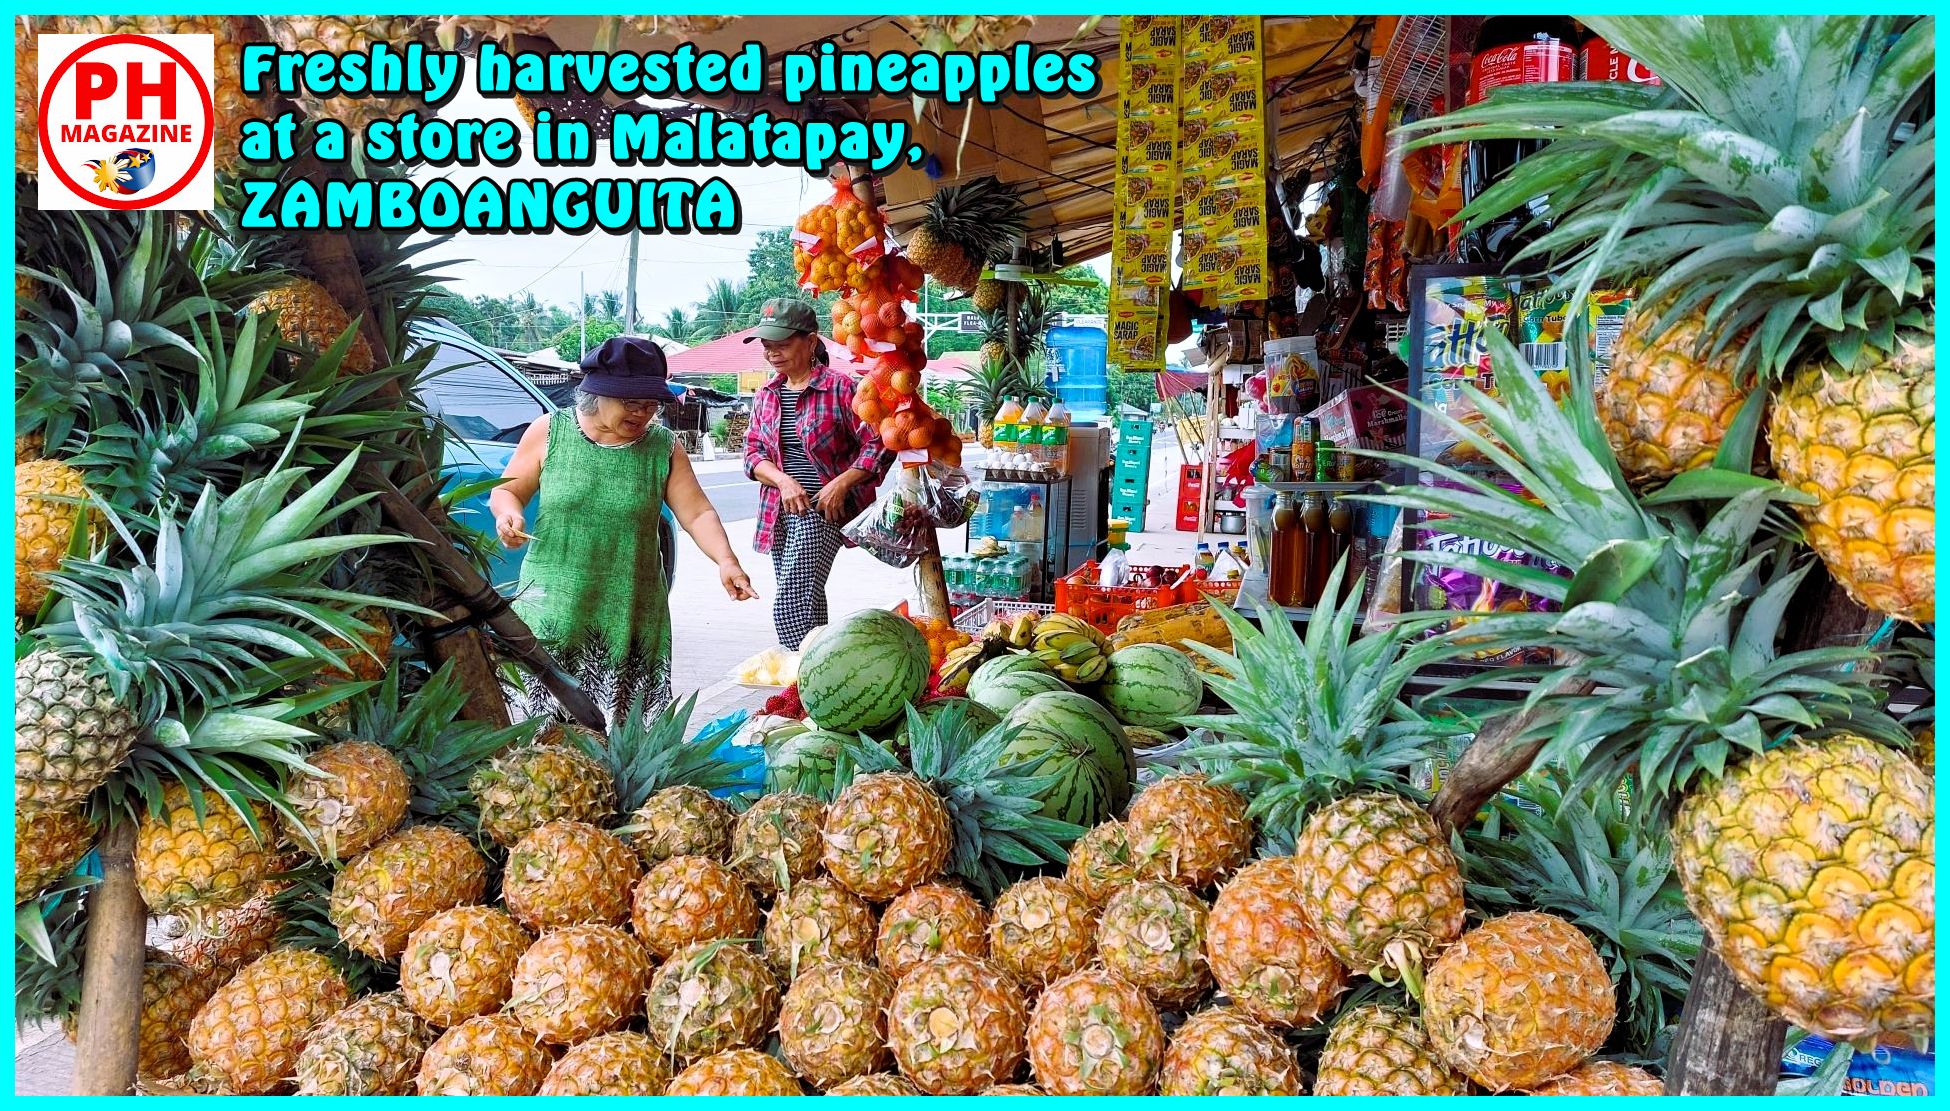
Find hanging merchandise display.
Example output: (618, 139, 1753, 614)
(1109, 16, 1181, 370)
(1178, 16, 1269, 305)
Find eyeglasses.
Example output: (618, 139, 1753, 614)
(614, 398, 660, 412)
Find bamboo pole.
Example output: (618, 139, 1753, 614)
(71, 822, 144, 1096)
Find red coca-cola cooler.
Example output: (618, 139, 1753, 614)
(1579, 37, 1662, 86)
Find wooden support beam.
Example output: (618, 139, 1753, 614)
(71, 823, 144, 1096)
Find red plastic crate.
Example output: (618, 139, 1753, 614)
(1175, 496, 1201, 531)
(1055, 563, 1193, 634)
(1181, 568, 1242, 606)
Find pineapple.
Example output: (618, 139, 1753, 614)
(43, 950, 219, 1082)
(1600, 305, 1752, 482)
(1422, 912, 1616, 1092)
(15, 458, 98, 618)
(399, 905, 532, 1027)
(247, 277, 379, 375)
(265, 18, 430, 139)
(281, 740, 411, 860)
(158, 885, 287, 976)
(1768, 329, 1935, 623)
(539, 1031, 673, 1096)
(631, 784, 735, 864)
(1126, 773, 1253, 890)
(761, 874, 879, 979)
(973, 278, 1007, 314)
(1026, 968, 1164, 1095)
(885, 954, 1029, 1094)
(13, 648, 136, 814)
(599, 691, 753, 864)
(876, 882, 990, 979)
(501, 818, 641, 932)
(1204, 856, 1347, 1028)
(415, 1013, 553, 1096)
(821, 770, 950, 900)
(315, 607, 394, 684)
(666, 1048, 805, 1095)
(729, 791, 826, 895)
(1158, 1006, 1306, 1096)
(629, 853, 760, 960)
(987, 876, 1097, 987)
(777, 959, 896, 1088)
(471, 739, 617, 847)
(1096, 880, 1211, 1010)
(15, 805, 97, 902)
(829, 1073, 922, 1095)
(293, 992, 434, 1096)
(643, 940, 781, 1060)
(1313, 1001, 1468, 1095)
(1406, 16, 1934, 624)
(134, 786, 275, 913)
(507, 924, 654, 1045)
(1525, 1060, 1666, 1095)
(1064, 820, 1136, 906)
(906, 176, 1029, 291)
(187, 948, 352, 1094)
(984, 1083, 1047, 1094)
(328, 824, 488, 959)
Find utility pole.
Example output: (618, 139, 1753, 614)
(579, 270, 587, 358)
(624, 229, 640, 335)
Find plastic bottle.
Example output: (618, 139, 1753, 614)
(1007, 505, 1032, 544)
(1042, 400, 1072, 474)
(994, 396, 1023, 454)
(1195, 542, 1216, 575)
(1021, 493, 1046, 543)
(1100, 542, 1131, 588)
(1018, 398, 1047, 466)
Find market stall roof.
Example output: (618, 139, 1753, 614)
(535, 16, 1372, 264)
(664, 325, 853, 377)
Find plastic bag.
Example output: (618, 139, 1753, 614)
(914, 462, 980, 529)
(794, 175, 887, 293)
(843, 469, 933, 568)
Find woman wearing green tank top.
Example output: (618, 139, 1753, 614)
(490, 337, 755, 724)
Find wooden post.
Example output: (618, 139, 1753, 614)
(916, 530, 953, 622)
(427, 602, 513, 728)
(71, 822, 144, 1096)
(1665, 947, 1789, 1094)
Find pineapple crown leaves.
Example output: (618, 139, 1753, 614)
(1458, 766, 1701, 1061)
(574, 693, 759, 816)
(919, 175, 1031, 258)
(1181, 560, 1468, 850)
(1398, 16, 1934, 380)
(1353, 331, 1903, 822)
(831, 702, 1084, 898)
(333, 660, 537, 830)
(38, 448, 433, 722)
(1885, 634, 1935, 733)
(14, 886, 91, 1026)
(269, 864, 399, 995)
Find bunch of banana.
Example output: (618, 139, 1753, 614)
(1030, 614, 1109, 684)
(981, 611, 1042, 649)
(937, 641, 991, 693)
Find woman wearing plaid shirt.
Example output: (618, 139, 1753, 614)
(743, 298, 892, 649)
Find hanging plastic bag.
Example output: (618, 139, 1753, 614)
(914, 461, 981, 529)
(843, 467, 933, 568)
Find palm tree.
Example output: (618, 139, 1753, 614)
(650, 308, 710, 346)
(695, 277, 751, 339)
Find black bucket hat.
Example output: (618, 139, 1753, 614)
(578, 336, 677, 401)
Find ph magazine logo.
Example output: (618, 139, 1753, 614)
(35, 31, 217, 210)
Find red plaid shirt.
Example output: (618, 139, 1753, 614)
(744, 366, 891, 554)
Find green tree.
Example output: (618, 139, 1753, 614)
(696, 277, 751, 339)
(736, 228, 840, 330)
(1108, 366, 1159, 415)
(554, 318, 622, 362)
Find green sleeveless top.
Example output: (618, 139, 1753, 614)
(513, 414, 673, 686)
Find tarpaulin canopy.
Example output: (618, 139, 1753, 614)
(1156, 368, 1210, 399)
(664, 326, 853, 378)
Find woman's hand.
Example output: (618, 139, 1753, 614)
(495, 508, 530, 549)
(813, 477, 855, 522)
(719, 559, 757, 600)
(777, 477, 812, 516)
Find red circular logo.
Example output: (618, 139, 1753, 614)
(39, 33, 216, 210)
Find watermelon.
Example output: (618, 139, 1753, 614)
(764, 728, 852, 798)
(797, 609, 929, 733)
(999, 691, 1136, 826)
(969, 670, 1069, 718)
(894, 697, 1001, 747)
(1097, 644, 1203, 728)
(965, 653, 1055, 705)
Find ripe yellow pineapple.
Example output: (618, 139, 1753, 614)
(1064, 820, 1136, 905)
(329, 824, 488, 959)
(1525, 1059, 1665, 1095)
(1158, 1006, 1306, 1096)
(821, 770, 951, 900)
(281, 740, 410, 860)
(247, 278, 379, 375)
(15, 805, 97, 902)
(630, 783, 735, 864)
(777, 959, 895, 1089)
(1767, 326, 1935, 624)
(134, 786, 275, 913)
(415, 1013, 553, 1096)
(829, 1073, 922, 1095)
(539, 1031, 673, 1096)
(629, 853, 760, 959)
(1127, 774, 1253, 890)
(1422, 911, 1615, 1092)
(644, 940, 781, 1061)
(14, 648, 138, 813)
(16, 459, 99, 617)
(507, 924, 654, 1045)
(1027, 968, 1164, 1095)
(399, 905, 532, 1026)
(905, 177, 1028, 291)
(158, 886, 286, 976)
(876, 881, 989, 979)
(1204, 856, 1347, 1028)
(1294, 792, 1467, 987)
(666, 1049, 805, 1095)
(60, 952, 219, 1082)
(187, 948, 351, 1094)
(470, 741, 617, 846)
(265, 17, 430, 137)
(293, 992, 434, 1096)
(761, 874, 878, 979)
(974, 278, 1007, 314)
(988, 876, 1098, 987)
(1097, 880, 1212, 1009)
(1672, 734, 1933, 1042)
(885, 955, 1028, 1094)
(984, 1082, 1048, 1094)
(1313, 1001, 1468, 1095)
(1600, 304, 1752, 482)
(502, 818, 641, 932)
(729, 791, 826, 894)
(316, 607, 395, 684)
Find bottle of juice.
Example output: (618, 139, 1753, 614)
(1022, 493, 1046, 543)
(1018, 398, 1048, 466)
(1042, 400, 1072, 474)
(1270, 494, 1303, 606)
(993, 396, 1022, 454)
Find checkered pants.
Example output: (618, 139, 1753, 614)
(772, 511, 846, 650)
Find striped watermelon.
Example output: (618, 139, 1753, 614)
(969, 670, 1069, 718)
(1097, 644, 1202, 728)
(798, 608, 929, 733)
(999, 691, 1136, 826)
(764, 728, 852, 798)
(893, 697, 1001, 747)
(966, 653, 1055, 704)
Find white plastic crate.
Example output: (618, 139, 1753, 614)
(952, 598, 1056, 635)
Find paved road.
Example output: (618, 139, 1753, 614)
(698, 469, 760, 523)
